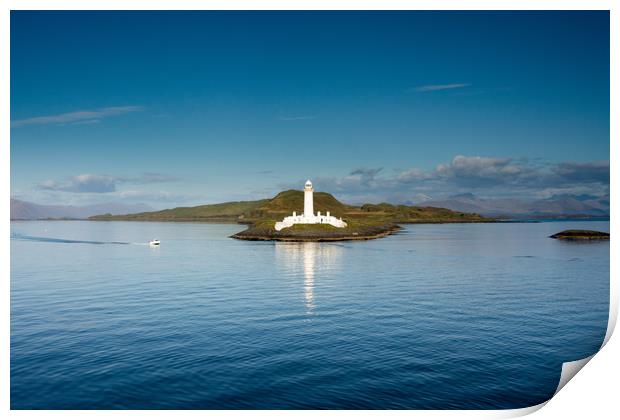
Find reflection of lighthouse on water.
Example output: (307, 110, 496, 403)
(303, 243, 316, 310)
(275, 242, 342, 312)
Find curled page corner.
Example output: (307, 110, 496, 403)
(548, 287, 618, 400)
(601, 292, 618, 348)
(496, 401, 548, 418)
(498, 355, 597, 419)
(554, 355, 595, 396)
(497, 281, 616, 418)
(549, 292, 619, 395)
(510, 303, 616, 416)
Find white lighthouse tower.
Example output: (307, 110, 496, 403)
(304, 179, 314, 217)
(274, 179, 348, 231)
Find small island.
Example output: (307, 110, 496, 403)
(90, 180, 495, 242)
(232, 220, 402, 241)
(550, 229, 610, 240)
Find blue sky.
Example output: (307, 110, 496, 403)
(11, 11, 610, 208)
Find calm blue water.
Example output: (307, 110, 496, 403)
(11, 221, 609, 409)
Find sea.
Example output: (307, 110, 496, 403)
(10, 220, 610, 409)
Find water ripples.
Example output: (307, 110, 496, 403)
(11, 221, 609, 409)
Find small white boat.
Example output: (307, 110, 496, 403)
(149, 239, 160, 246)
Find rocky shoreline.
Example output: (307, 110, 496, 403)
(231, 222, 402, 242)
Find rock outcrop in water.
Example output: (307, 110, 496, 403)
(550, 230, 609, 240)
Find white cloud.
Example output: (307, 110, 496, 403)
(411, 83, 471, 92)
(434, 155, 528, 186)
(38, 174, 117, 193)
(284, 155, 609, 205)
(551, 161, 609, 183)
(11, 105, 144, 128)
(278, 115, 317, 121)
(36, 172, 178, 193)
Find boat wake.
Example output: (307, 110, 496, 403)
(11, 233, 133, 246)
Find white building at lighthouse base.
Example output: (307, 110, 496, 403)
(274, 210, 347, 231)
(274, 180, 347, 231)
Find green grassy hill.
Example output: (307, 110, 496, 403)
(247, 190, 354, 221)
(89, 199, 269, 222)
(89, 189, 493, 224)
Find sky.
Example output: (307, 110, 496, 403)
(10, 11, 610, 208)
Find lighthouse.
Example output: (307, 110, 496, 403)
(274, 179, 347, 231)
(304, 179, 314, 217)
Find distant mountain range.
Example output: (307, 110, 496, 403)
(421, 193, 609, 218)
(10, 198, 152, 220)
(11, 191, 609, 221)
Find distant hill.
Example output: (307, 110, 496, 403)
(11, 198, 152, 220)
(89, 190, 491, 224)
(423, 193, 609, 219)
(87, 198, 271, 222)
